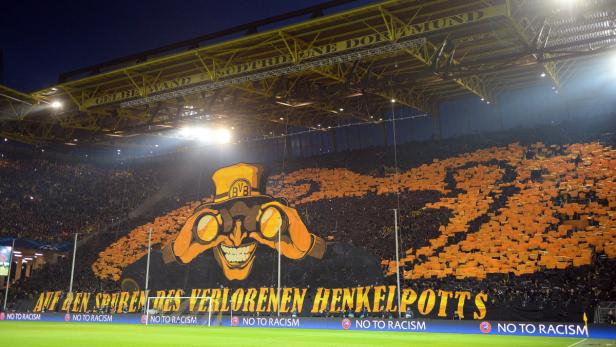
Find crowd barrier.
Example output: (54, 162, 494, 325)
(1, 312, 615, 339)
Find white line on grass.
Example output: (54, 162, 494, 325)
(566, 338, 587, 347)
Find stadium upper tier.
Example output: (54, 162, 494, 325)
(95, 142, 615, 282)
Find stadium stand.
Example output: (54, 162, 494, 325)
(1, 119, 615, 322)
(2, 1, 616, 345)
(0, 159, 165, 241)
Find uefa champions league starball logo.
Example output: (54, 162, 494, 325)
(479, 321, 492, 334)
(231, 316, 239, 326)
(341, 318, 351, 330)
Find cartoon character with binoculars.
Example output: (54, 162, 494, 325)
(160, 163, 326, 281)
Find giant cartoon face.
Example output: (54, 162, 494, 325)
(168, 164, 326, 280)
(191, 197, 286, 280)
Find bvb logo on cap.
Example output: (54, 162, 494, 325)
(211, 163, 264, 203)
(229, 179, 251, 199)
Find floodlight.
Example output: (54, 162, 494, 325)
(556, 0, 576, 5)
(179, 127, 193, 137)
(540, 72, 546, 78)
(51, 101, 63, 109)
(180, 126, 210, 141)
(214, 128, 231, 144)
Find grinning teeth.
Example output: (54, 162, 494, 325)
(220, 244, 252, 263)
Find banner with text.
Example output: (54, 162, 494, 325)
(31, 286, 487, 319)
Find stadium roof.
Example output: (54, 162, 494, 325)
(0, 0, 615, 145)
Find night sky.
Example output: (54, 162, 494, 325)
(1, 0, 374, 92)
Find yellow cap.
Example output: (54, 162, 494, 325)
(211, 163, 266, 203)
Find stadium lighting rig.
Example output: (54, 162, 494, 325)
(120, 37, 426, 108)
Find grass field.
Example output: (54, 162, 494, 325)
(1, 322, 614, 347)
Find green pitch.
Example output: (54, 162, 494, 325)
(0, 322, 611, 347)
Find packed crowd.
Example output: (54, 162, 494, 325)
(0, 159, 168, 242)
(265, 141, 616, 281)
(2, 119, 616, 322)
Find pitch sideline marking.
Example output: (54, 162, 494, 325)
(566, 338, 587, 347)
